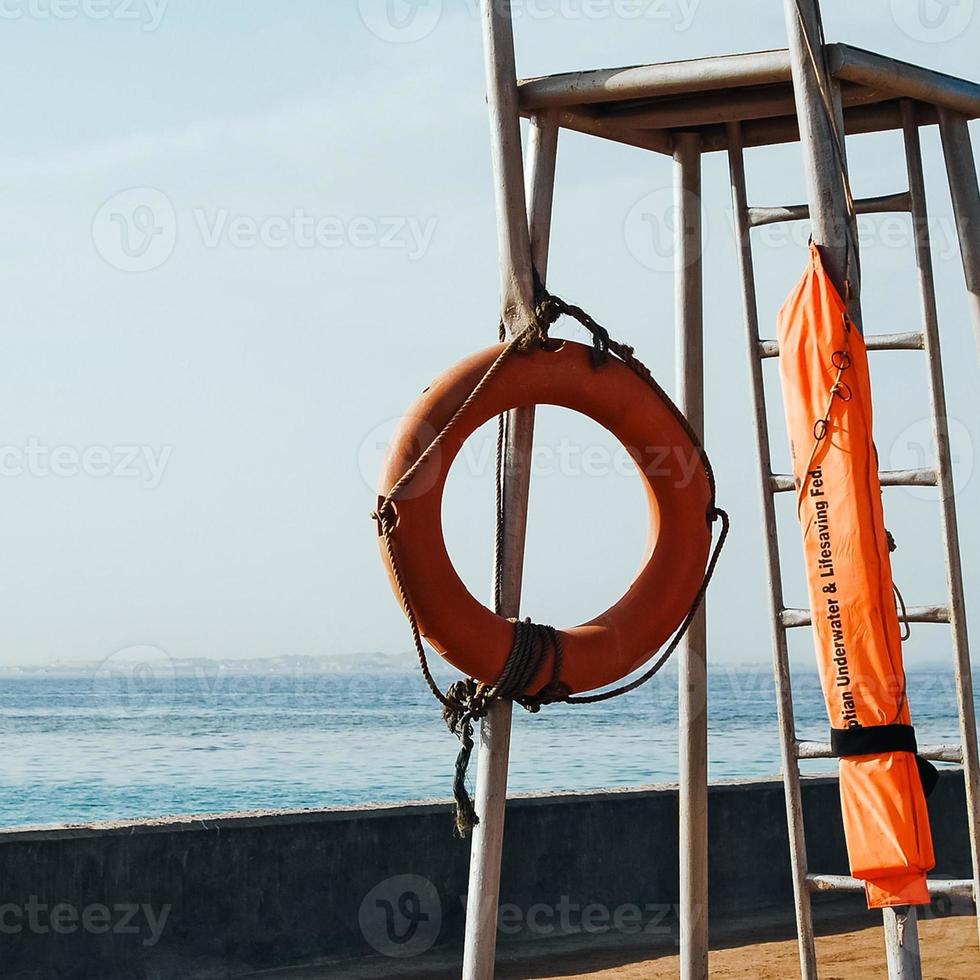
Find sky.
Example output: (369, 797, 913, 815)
(0, 0, 976, 671)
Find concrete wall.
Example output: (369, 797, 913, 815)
(0, 772, 971, 979)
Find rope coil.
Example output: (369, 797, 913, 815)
(374, 287, 729, 837)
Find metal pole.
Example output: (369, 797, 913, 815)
(937, 109, 980, 360)
(527, 111, 559, 282)
(726, 120, 819, 980)
(827, 45, 980, 120)
(883, 907, 922, 980)
(782, 0, 857, 312)
(902, 100, 980, 953)
(463, 5, 558, 972)
(785, 4, 918, 975)
(479, 0, 536, 335)
(517, 48, 795, 110)
(674, 131, 708, 980)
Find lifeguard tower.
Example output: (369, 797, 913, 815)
(463, 2, 980, 978)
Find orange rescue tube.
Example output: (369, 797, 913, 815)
(778, 244, 935, 909)
(377, 340, 715, 697)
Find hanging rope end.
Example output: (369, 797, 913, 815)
(443, 678, 487, 839)
(451, 734, 480, 838)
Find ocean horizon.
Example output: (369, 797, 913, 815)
(0, 656, 971, 830)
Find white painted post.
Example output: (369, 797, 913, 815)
(479, 0, 536, 335)
(727, 120, 820, 980)
(784, 3, 920, 976)
(674, 131, 708, 980)
(463, 4, 559, 976)
(938, 109, 980, 361)
(883, 907, 922, 979)
(782, 0, 858, 319)
(902, 100, 980, 956)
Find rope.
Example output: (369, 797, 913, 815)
(886, 531, 912, 643)
(532, 273, 718, 501)
(373, 287, 729, 837)
(493, 323, 507, 614)
(797, 322, 853, 527)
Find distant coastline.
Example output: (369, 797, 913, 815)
(0, 652, 415, 678)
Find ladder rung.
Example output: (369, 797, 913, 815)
(780, 604, 950, 628)
(759, 331, 925, 359)
(769, 468, 937, 493)
(796, 740, 964, 764)
(769, 473, 796, 492)
(806, 873, 974, 899)
(747, 191, 912, 227)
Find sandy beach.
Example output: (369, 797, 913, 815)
(307, 910, 980, 980)
(499, 913, 980, 980)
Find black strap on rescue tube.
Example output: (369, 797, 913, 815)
(831, 724, 939, 798)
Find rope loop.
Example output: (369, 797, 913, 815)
(533, 271, 610, 366)
(797, 344, 855, 519)
(533, 292, 610, 366)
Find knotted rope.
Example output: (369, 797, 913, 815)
(440, 621, 565, 836)
(374, 285, 729, 837)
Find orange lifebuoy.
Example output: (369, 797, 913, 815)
(377, 339, 715, 697)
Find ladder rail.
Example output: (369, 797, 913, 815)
(937, 109, 980, 360)
(900, 101, 980, 948)
(727, 119, 819, 980)
(727, 104, 980, 978)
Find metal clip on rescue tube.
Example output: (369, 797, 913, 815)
(778, 243, 936, 909)
(373, 302, 729, 834)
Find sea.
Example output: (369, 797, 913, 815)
(0, 657, 970, 829)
